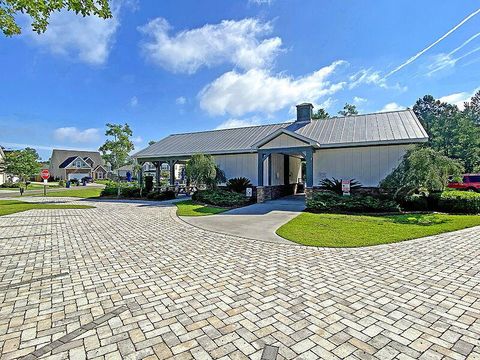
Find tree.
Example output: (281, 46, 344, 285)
(1, 0, 112, 36)
(312, 108, 330, 120)
(99, 123, 134, 197)
(338, 103, 358, 117)
(380, 147, 463, 197)
(464, 90, 480, 125)
(148, 140, 156, 146)
(185, 154, 217, 189)
(413, 94, 480, 172)
(413, 95, 454, 138)
(4, 148, 40, 195)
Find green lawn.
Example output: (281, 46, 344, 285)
(0, 184, 59, 191)
(0, 200, 94, 216)
(176, 200, 228, 216)
(277, 212, 480, 247)
(35, 187, 103, 198)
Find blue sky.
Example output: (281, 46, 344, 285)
(1, 0, 479, 160)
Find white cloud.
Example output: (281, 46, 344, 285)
(440, 87, 479, 110)
(132, 136, 143, 143)
(215, 117, 261, 129)
(24, 9, 120, 65)
(349, 69, 406, 91)
(199, 61, 347, 116)
(53, 127, 101, 143)
(427, 45, 480, 76)
(379, 102, 405, 112)
(130, 96, 138, 107)
(353, 96, 367, 104)
(176, 96, 187, 105)
(138, 18, 282, 74)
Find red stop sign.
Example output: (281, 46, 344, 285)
(41, 169, 50, 180)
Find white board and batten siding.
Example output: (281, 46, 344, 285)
(213, 153, 258, 185)
(313, 144, 413, 187)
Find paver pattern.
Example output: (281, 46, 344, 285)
(0, 197, 479, 360)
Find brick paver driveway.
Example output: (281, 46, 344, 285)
(1, 198, 479, 360)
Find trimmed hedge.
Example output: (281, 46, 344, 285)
(101, 184, 176, 201)
(192, 189, 251, 207)
(146, 190, 176, 201)
(306, 191, 400, 213)
(437, 190, 480, 214)
(0, 181, 21, 188)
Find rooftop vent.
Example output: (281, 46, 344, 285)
(296, 103, 313, 123)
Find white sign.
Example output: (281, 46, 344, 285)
(341, 179, 351, 196)
(245, 187, 253, 197)
(43, 179, 48, 184)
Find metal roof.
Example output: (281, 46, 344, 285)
(133, 109, 428, 159)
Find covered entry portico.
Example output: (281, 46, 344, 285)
(255, 128, 318, 202)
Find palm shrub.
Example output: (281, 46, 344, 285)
(226, 177, 252, 193)
(319, 177, 361, 195)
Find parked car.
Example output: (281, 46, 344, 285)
(448, 174, 480, 192)
(82, 176, 93, 183)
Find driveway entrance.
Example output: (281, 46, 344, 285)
(180, 194, 306, 244)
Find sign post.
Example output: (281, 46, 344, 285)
(341, 179, 351, 196)
(41, 169, 50, 196)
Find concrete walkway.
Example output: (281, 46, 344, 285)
(180, 194, 306, 244)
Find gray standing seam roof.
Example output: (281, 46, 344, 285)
(133, 109, 428, 159)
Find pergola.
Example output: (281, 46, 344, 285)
(136, 157, 188, 189)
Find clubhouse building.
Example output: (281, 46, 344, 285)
(133, 103, 428, 202)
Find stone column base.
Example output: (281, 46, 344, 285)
(305, 187, 314, 201)
(257, 186, 265, 203)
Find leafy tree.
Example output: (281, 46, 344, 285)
(413, 95, 454, 139)
(99, 123, 134, 197)
(1, 0, 111, 36)
(148, 140, 156, 146)
(312, 108, 330, 120)
(185, 154, 218, 189)
(464, 90, 480, 125)
(338, 103, 358, 117)
(380, 147, 463, 197)
(413, 95, 480, 172)
(4, 147, 40, 195)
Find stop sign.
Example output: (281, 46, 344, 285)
(41, 169, 50, 180)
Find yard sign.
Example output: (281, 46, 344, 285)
(341, 179, 351, 196)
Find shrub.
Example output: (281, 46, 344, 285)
(437, 190, 480, 214)
(307, 191, 400, 213)
(319, 178, 361, 195)
(192, 189, 250, 207)
(0, 181, 21, 188)
(146, 190, 176, 201)
(58, 180, 65, 187)
(121, 186, 141, 198)
(100, 185, 118, 196)
(381, 147, 463, 197)
(226, 177, 252, 193)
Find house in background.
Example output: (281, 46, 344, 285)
(133, 103, 428, 202)
(49, 149, 109, 181)
(0, 146, 5, 185)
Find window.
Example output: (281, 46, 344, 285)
(467, 176, 480, 183)
(97, 172, 103, 179)
(75, 161, 82, 168)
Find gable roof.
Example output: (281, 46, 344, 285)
(50, 149, 104, 170)
(59, 156, 92, 169)
(59, 156, 78, 168)
(133, 109, 428, 159)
